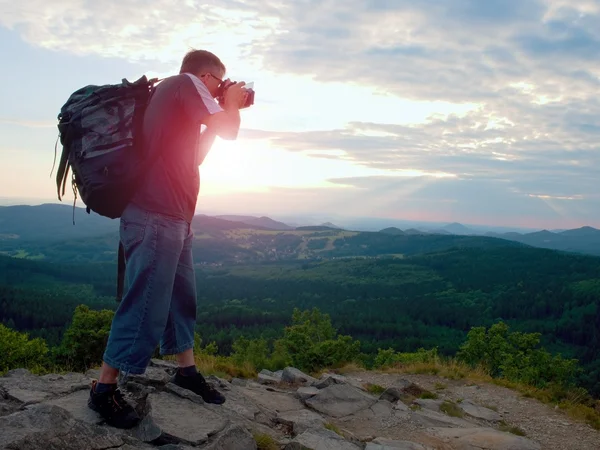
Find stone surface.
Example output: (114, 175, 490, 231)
(0, 404, 124, 450)
(242, 384, 304, 413)
(42, 389, 102, 425)
(379, 380, 424, 404)
(3, 366, 587, 450)
(128, 366, 172, 387)
(0, 370, 90, 406)
(281, 367, 318, 385)
(164, 382, 204, 404)
(258, 373, 281, 385)
(366, 438, 434, 450)
(304, 383, 378, 418)
(230, 378, 247, 387)
(459, 399, 502, 421)
(413, 399, 444, 412)
(276, 408, 327, 434)
(149, 358, 179, 371)
(146, 392, 229, 445)
(285, 427, 362, 450)
(313, 373, 348, 389)
(411, 408, 475, 428)
(203, 424, 258, 450)
(296, 386, 320, 400)
(427, 427, 542, 450)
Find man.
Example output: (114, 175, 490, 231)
(87, 49, 249, 429)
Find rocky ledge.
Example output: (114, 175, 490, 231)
(0, 362, 547, 449)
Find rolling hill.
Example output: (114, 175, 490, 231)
(215, 215, 293, 230)
(487, 226, 600, 256)
(3, 205, 600, 261)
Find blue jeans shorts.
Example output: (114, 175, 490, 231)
(103, 203, 197, 375)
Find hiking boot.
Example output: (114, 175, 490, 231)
(88, 380, 140, 429)
(172, 371, 226, 404)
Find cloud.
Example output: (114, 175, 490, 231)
(3, 0, 600, 228)
(0, 118, 55, 128)
(0, 0, 281, 72)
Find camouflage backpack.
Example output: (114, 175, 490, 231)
(54, 75, 160, 221)
(54, 75, 161, 301)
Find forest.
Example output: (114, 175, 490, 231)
(1, 240, 599, 397)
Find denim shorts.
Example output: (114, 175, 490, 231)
(103, 203, 197, 375)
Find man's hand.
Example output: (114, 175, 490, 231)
(203, 82, 250, 140)
(223, 82, 248, 110)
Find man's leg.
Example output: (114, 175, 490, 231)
(89, 204, 188, 426)
(159, 223, 225, 404)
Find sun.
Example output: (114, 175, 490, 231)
(199, 138, 274, 195)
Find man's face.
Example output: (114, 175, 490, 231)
(200, 69, 225, 98)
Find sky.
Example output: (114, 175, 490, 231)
(1, 0, 600, 230)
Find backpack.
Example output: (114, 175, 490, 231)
(54, 75, 160, 221)
(53, 75, 161, 301)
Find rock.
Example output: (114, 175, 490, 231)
(230, 378, 247, 387)
(0, 371, 90, 406)
(128, 366, 172, 387)
(42, 389, 103, 425)
(343, 398, 396, 424)
(379, 380, 423, 404)
(370, 399, 393, 418)
(86, 369, 101, 380)
(393, 401, 410, 412)
(410, 408, 474, 428)
(203, 424, 257, 450)
(206, 375, 230, 391)
(0, 404, 124, 449)
(146, 392, 229, 446)
(282, 367, 318, 385)
(258, 373, 281, 385)
(313, 373, 347, 389)
(206, 385, 262, 422)
(285, 427, 362, 450)
(366, 438, 434, 449)
(149, 358, 179, 371)
(259, 369, 277, 377)
(5, 388, 51, 405)
(427, 427, 542, 449)
(133, 413, 163, 443)
(304, 383, 378, 418)
(459, 400, 501, 421)
(242, 384, 304, 413)
(296, 386, 320, 400)
(164, 382, 204, 405)
(275, 409, 327, 434)
(413, 399, 444, 412)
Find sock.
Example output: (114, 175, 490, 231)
(179, 365, 198, 377)
(95, 382, 117, 394)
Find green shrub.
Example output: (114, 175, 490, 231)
(0, 324, 48, 374)
(53, 305, 114, 371)
(457, 321, 580, 388)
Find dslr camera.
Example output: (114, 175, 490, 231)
(217, 79, 255, 109)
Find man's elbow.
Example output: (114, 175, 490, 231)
(204, 112, 240, 141)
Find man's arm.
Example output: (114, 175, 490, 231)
(179, 74, 245, 141)
(203, 106, 240, 141)
(202, 85, 245, 140)
(197, 127, 217, 166)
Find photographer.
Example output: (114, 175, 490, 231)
(87, 49, 250, 429)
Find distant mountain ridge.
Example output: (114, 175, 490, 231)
(215, 215, 293, 230)
(3, 204, 600, 258)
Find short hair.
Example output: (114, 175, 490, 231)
(179, 49, 226, 76)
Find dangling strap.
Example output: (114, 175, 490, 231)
(116, 241, 126, 302)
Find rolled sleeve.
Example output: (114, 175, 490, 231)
(178, 73, 223, 124)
